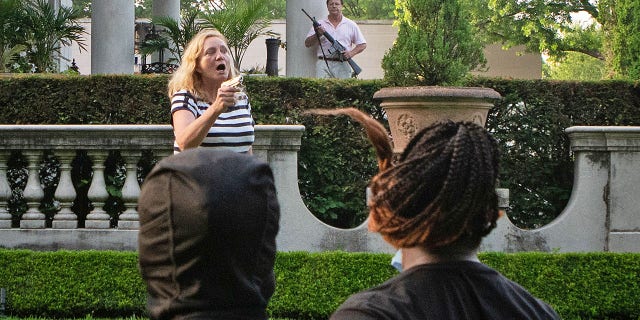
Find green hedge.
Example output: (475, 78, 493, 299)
(1, 75, 640, 229)
(0, 249, 638, 319)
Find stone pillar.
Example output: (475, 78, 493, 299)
(152, 0, 180, 63)
(286, 0, 326, 77)
(52, 150, 78, 229)
(85, 150, 111, 229)
(49, 0, 75, 72)
(482, 126, 640, 253)
(118, 151, 141, 230)
(91, 0, 134, 74)
(20, 151, 45, 229)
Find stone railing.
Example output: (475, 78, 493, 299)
(0, 125, 173, 230)
(482, 126, 640, 253)
(0, 124, 392, 252)
(1, 125, 638, 253)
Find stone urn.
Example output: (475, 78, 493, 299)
(373, 86, 502, 154)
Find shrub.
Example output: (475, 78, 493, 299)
(1, 76, 640, 229)
(381, 0, 485, 86)
(0, 250, 637, 319)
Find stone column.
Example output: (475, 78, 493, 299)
(152, 0, 180, 63)
(49, 0, 75, 72)
(91, 0, 135, 74)
(286, 0, 326, 77)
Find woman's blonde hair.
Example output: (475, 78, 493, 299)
(167, 28, 239, 100)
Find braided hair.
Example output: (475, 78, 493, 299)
(307, 108, 501, 251)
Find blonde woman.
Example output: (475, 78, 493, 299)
(169, 29, 254, 154)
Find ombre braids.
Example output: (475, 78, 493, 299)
(307, 107, 501, 250)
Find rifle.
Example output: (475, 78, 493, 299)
(302, 8, 362, 77)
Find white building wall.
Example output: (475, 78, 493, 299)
(71, 19, 541, 79)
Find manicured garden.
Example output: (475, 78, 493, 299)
(0, 249, 638, 319)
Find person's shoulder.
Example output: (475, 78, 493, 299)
(172, 90, 202, 103)
(319, 17, 332, 24)
(172, 89, 194, 97)
(342, 16, 359, 25)
(482, 265, 561, 319)
(172, 89, 193, 99)
(330, 289, 389, 320)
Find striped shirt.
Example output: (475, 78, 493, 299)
(171, 89, 255, 153)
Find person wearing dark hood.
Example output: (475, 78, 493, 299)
(137, 148, 280, 320)
(307, 108, 560, 320)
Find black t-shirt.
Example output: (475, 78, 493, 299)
(331, 261, 560, 320)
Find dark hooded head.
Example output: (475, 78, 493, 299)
(138, 149, 280, 320)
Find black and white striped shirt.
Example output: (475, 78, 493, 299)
(171, 89, 255, 153)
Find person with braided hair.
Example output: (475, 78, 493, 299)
(309, 108, 560, 319)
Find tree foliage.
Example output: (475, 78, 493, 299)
(468, 0, 638, 80)
(0, 0, 25, 72)
(342, 0, 395, 19)
(200, 0, 277, 69)
(136, 0, 277, 69)
(2, 0, 85, 73)
(465, 0, 600, 60)
(543, 52, 605, 80)
(605, 0, 640, 80)
(140, 9, 203, 63)
(21, 0, 86, 72)
(382, 0, 485, 86)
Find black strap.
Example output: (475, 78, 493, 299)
(314, 25, 336, 78)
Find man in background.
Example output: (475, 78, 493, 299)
(304, 0, 367, 78)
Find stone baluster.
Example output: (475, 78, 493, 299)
(118, 150, 140, 229)
(20, 151, 45, 229)
(0, 151, 12, 228)
(52, 150, 78, 229)
(85, 150, 111, 229)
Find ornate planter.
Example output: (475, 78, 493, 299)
(374, 86, 501, 154)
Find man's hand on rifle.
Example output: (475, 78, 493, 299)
(314, 25, 326, 37)
(341, 50, 354, 60)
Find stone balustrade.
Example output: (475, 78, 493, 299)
(0, 125, 174, 230)
(482, 126, 640, 253)
(0, 124, 392, 252)
(1, 125, 638, 253)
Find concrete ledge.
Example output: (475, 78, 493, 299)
(0, 229, 138, 251)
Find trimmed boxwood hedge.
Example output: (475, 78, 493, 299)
(2, 75, 640, 230)
(0, 249, 637, 319)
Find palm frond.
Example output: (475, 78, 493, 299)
(150, 9, 204, 59)
(200, 0, 276, 68)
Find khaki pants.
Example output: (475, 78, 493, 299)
(315, 59, 353, 79)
